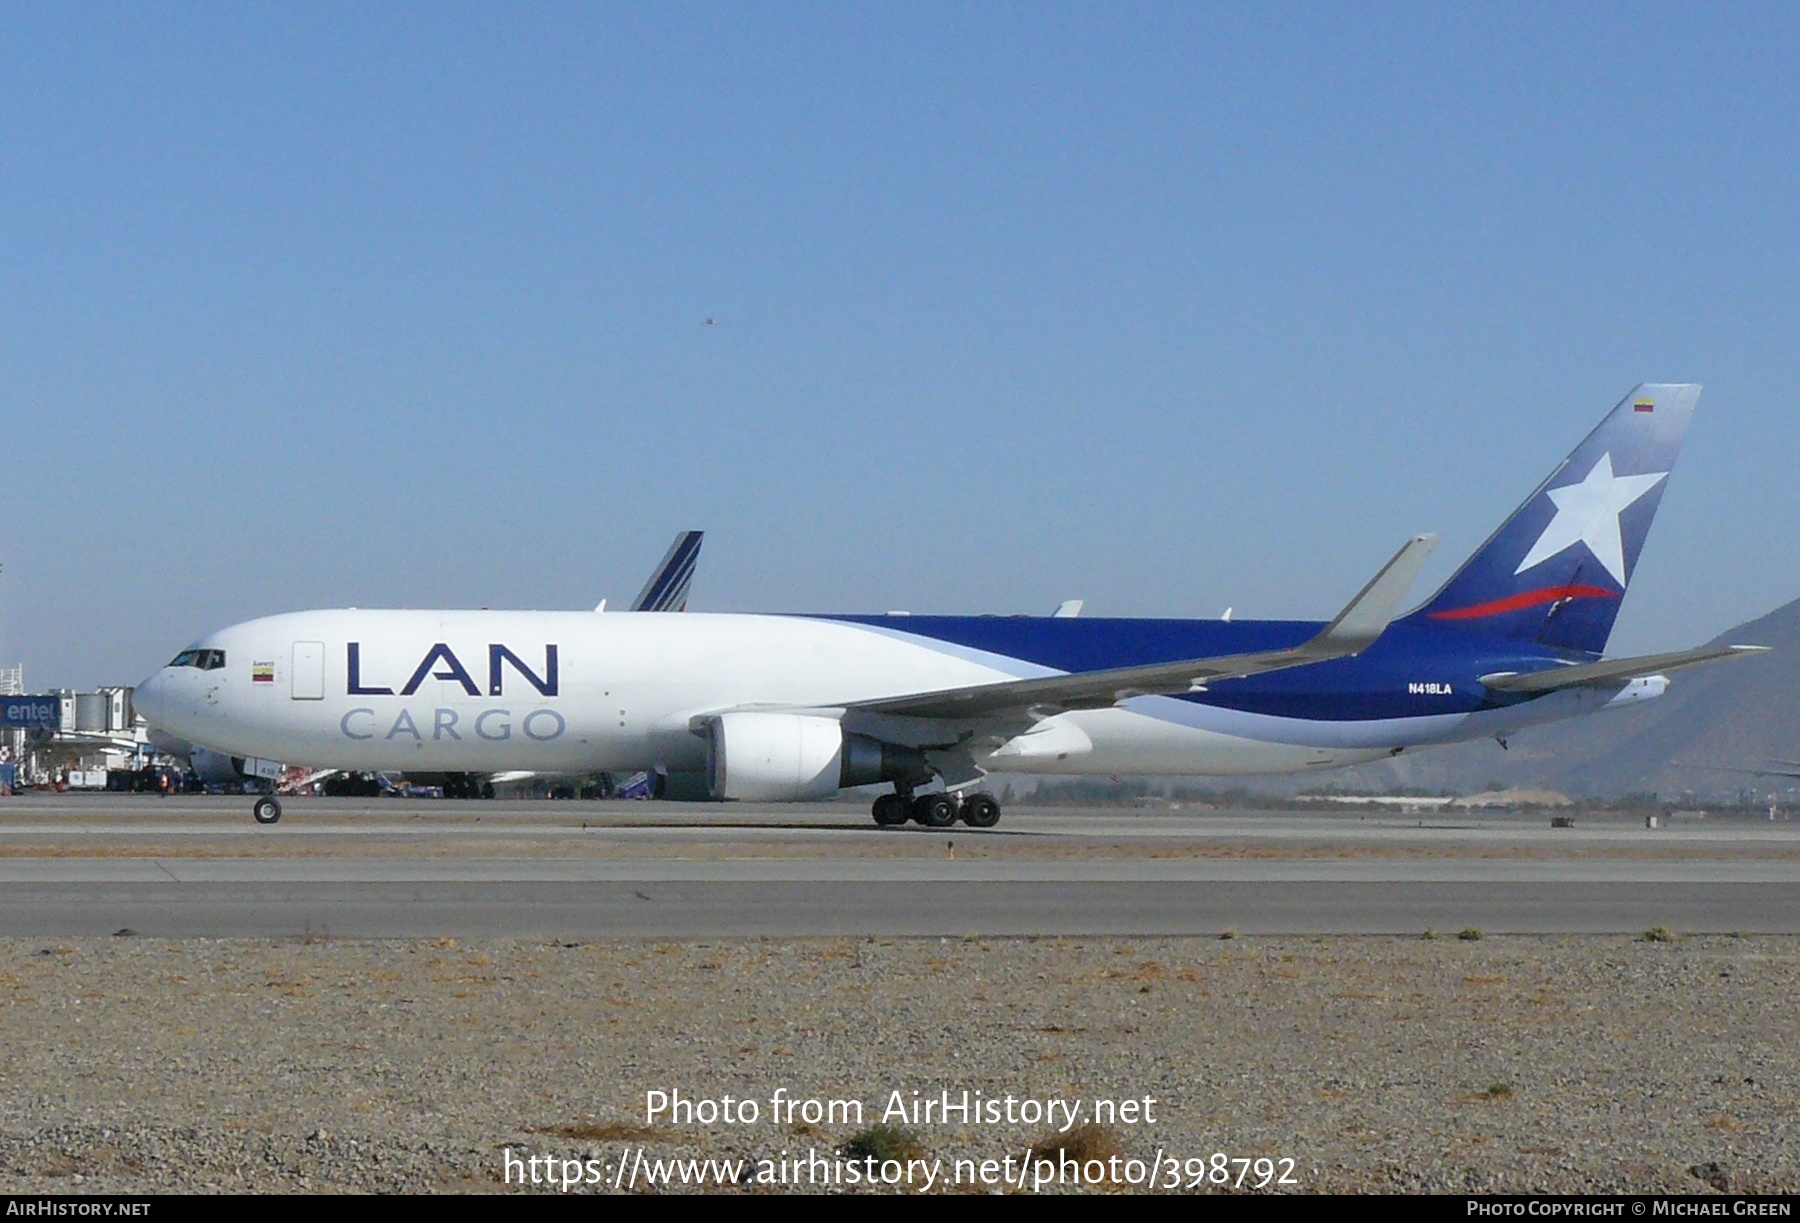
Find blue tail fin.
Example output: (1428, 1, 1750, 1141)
(631, 530, 704, 612)
(1403, 384, 1700, 655)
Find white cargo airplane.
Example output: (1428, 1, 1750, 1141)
(134, 386, 1764, 826)
(147, 531, 703, 797)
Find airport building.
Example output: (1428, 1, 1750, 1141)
(0, 666, 646, 800)
(0, 668, 157, 793)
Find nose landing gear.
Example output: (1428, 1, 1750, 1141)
(252, 796, 282, 825)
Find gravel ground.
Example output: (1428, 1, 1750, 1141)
(1, 933, 1796, 1193)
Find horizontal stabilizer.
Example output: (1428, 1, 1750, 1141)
(852, 534, 1438, 720)
(1480, 644, 1769, 694)
(1689, 760, 1800, 780)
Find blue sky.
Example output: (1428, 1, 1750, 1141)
(4, 3, 1799, 687)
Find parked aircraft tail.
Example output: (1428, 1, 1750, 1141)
(631, 530, 704, 612)
(1402, 384, 1699, 655)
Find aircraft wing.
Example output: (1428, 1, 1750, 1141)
(848, 535, 1438, 721)
(1479, 644, 1769, 694)
(628, 530, 704, 612)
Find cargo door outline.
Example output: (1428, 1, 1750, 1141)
(292, 641, 326, 700)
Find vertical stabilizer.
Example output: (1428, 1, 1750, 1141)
(1403, 384, 1699, 654)
(631, 530, 704, 612)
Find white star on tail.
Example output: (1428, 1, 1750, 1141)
(1513, 452, 1667, 585)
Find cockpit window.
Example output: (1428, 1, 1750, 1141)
(168, 649, 226, 670)
(169, 650, 200, 668)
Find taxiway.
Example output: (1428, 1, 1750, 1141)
(1, 795, 1796, 937)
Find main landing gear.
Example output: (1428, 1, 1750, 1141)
(870, 791, 1002, 829)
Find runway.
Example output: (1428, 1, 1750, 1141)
(4, 794, 1800, 936)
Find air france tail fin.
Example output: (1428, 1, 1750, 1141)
(631, 530, 704, 612)
(1403, 384, 1700, 655)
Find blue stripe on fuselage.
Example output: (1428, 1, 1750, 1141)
(807, 613, 1583, 722)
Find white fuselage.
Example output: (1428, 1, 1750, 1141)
(132, 607, 1618, 783)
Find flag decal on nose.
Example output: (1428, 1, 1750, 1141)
(1634, 399, 1655, 412)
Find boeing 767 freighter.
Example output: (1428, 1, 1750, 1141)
(134, 384, 1763, 826)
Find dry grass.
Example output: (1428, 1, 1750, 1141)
(1028, 1122, 1125, 1171)
(840, 1124, 925, 1162)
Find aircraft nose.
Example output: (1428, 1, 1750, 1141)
(134, 670, 167, 728)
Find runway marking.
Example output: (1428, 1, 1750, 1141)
(8, 801, 1800, 935)
(6, 858, 1800, 884)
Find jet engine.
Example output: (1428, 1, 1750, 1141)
(703, 712, 930, 801)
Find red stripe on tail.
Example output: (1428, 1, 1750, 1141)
(1426, 584, 1620, 621)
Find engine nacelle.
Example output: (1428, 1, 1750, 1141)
(704, 713, 930, 801)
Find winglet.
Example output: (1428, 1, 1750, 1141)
(1314, 534, 1439, 654)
